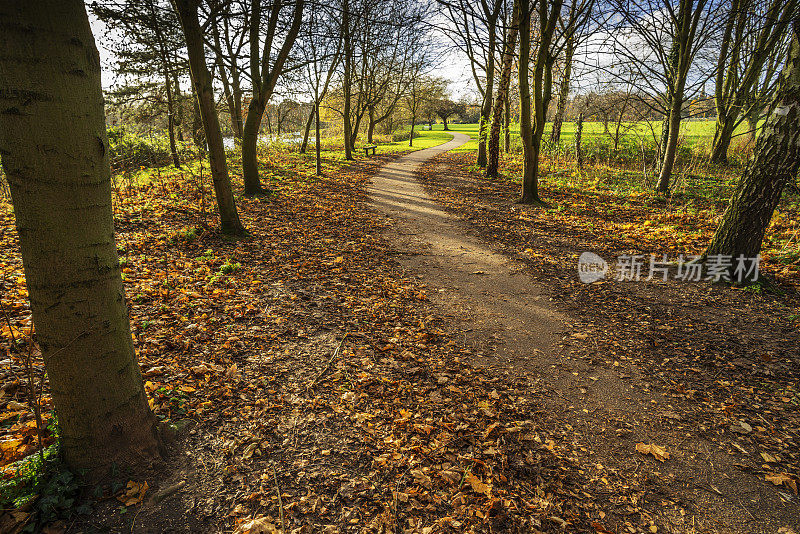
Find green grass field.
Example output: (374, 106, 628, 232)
(433, 119, 753, 154)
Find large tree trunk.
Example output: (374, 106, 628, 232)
(487, 1, 519, 179)
(242, 97, 268, 195)
(705, 26, 800, 280)
(173, 0, 244, 234)
(549, 35, 574, 145)
(0, 0, 163, 473)
(517, 1, 541, 204)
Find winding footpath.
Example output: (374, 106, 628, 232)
(368, 133, 566, 368)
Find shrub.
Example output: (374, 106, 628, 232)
(107, 126, 195, 173)
(390, 129, 421, 142)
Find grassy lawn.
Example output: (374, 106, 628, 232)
(436, 119, 755, 153)
(374, 129, 456, 153)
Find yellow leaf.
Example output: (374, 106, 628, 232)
(463, 472, 492, 498)
(636, 442, 669, 462)
(766, 473, 798, 494)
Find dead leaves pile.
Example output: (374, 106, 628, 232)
(415, 152, 800, 530)
(0, 151, 619, 532)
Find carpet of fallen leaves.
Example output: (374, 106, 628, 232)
(415, 151, 800, 533)
(1, 150, 637, 533)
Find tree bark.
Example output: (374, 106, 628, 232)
(315, 100, 322, 175)
(710, 114, 736, 163)
(300, 106, 314, 154)
(367, 106, 376, 144)
(342, 0, 354, 160)
(240, 0, 304, 195)
(575, 112, 584, 168)
(504, 95, 511, 153)
(656, 96, 684, 193)
(705, 26, 800, 280)
(518, 0, 560, 205)
(0, 0, 163, 473)
(710, 0, 796, 164)
(476, 13, 499, 168)
(518, 1, 540, 204)
(655, 0, 705, 192)
(173, 0, 244, 234)
(242, 97, 267, 195)
(487, 0, 519, 179)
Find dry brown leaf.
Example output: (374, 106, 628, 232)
(463, 472, 492, 498)
(766, 473, 798, 494)
(117, 480, 149, 506)
(233, 517, 279, 534)
(636, 442, 669, 462)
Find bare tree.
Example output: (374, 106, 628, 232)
(705, 24, 800, 279)
(240, 0, 305, 196)
(609, 0, 721, 193)
(518, 0, 594, 205)
(437, 0, 504, 167)
(486, 0, 519, 178)
(173, 0, 245, 234)
(710, 0, 797, 163)
(298, 4, 342, 171)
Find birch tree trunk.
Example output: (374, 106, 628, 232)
(0, 0, 163, 473)
(705, 26, 800, 278)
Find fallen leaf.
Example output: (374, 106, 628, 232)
(636, 442, 669, 462)
(766, 473, 798, 495)
(463, 472, 492, 498)
(233, 517, 279, 534)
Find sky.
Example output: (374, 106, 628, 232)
(88, 7, 478, 101)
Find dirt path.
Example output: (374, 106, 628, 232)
(369, 133, 567, 369)
(369, 137, 800, 534)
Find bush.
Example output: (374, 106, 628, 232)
(107, 126, 195, 173)
(390, 129, 421, 142)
